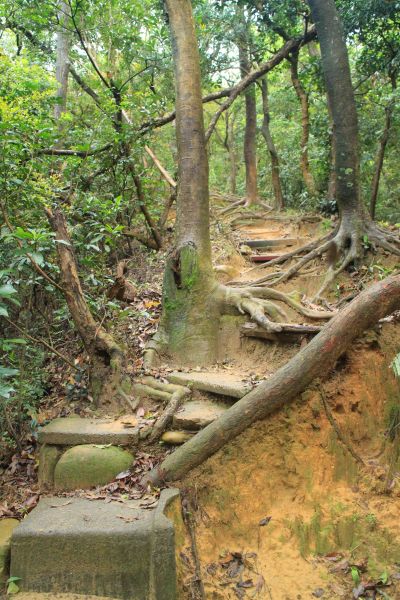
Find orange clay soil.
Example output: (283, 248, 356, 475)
(181, 322, 400, 599)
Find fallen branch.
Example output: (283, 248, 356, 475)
(149, 385, 191, 442)
(143, 274, 400, 484)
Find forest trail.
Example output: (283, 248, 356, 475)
(155, 203, 400, 599)
(2, 205, 400, 600)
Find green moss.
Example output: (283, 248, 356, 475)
(327, 431, 359, 484)
(54, 444, 133, 491)
(288, 504, 400, 578)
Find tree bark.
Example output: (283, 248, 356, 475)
(326, 101, 336, 203)
(370, 75, 396, 219)
(260, 77, 284, 210)
(308, 0, 364, 235)
(45, 209, 124, 404)
(238, 12, 258, 205)
(54, 0, 70, 123)
(144, 274, 400, 484)
(289, 50, 316, 195)
(227, 112, 238, 195)
(160, 0, 220, 365)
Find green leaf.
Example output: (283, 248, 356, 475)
(0, 383, 14, 399)
(0, 366, 19, 378)
(0, 284, 17, 298)
(7, 576, 21, 594)
(391, 352, 400, 378)
(6, 338, 27, 345)
(379, 570, 389, 584)
(0, 305, 9, 317)
(54, 239, 71, 246)
(14, 227, 34, 240)
(350, 566, 360, 585)
(29, 252, 45, 266)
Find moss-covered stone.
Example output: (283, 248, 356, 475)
(54, 445, 133, 491)
(0, 518, 19, 585)
(38, 444, 62, 489)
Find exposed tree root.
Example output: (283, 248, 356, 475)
(215, 284, 333, 333)
(218, 197, 273, 216)
(227, 231, 336, 286)
(142, 274, 400, 485)
(237, 223, 399, 300)
(149, 385, 191, 442)
(131, 375, 191, 442)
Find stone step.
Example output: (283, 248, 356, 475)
(10, 490, 180, 600)
(167, 371, 253, 398)
(250, 254, 281, 262)
(243, 237, 298, 248)
(38, 416, 139, 447)
(172, 399, 227, 430)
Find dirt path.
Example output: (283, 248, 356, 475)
(181, 205, 400, 599)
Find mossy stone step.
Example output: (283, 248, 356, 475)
(38, 416, 139, 447)
(11, 491, 180, 600)
(54, 444, 133, 491)
(167, 371, 253, 398)
(173, 399, 227, 430)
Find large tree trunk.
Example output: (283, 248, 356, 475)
(308, 0, 365, 239)
(144, 274, 400, 484)
(370, 75, 396, 219)
(301, 0, 399, 299)
(160, 0, 220, 365)
(238, 12, 258, 206)
(154, 1, 328, 366)
(289, 50, 316, 196)
(46, 209, 124, 404)
(260, 77, 284, 210)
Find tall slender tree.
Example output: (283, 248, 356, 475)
(270, 0, 400, 298)
(237, 8, 258, 205)
(288, 49, 316, 195)
(152, 0, 327, 367)
(260, 76, 284, 209)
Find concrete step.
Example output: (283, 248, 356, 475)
(167, 371, 253, 398)
(10, 490, 181, 600)
(172, 399, 227, 430)
(38, 416, 139, 447)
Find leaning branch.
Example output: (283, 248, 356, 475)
(204, 27, 316, 141)
(139, 28, 316, 136)
(36, 143, 113, 157)
(144, 274, 400, 484)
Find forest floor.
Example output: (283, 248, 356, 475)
(1, 199, 400, 599)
